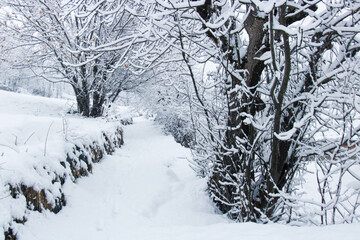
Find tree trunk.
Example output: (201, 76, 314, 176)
(71, 78, 90, 117)
(198, 3, 268, 221)
(90, 89, 105, 117)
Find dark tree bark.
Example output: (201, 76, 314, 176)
(90, 88, 105, 117)
(195, 0, 320, 221)
(197, 2, 269, 220)
(72, 77, 90, 117)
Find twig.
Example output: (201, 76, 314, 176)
(62, 116, 68, 141)
(13, 134, 18, 146)
(0, 143, 19, 153)
(24, 132, 35, 145)
(44, 122, 54, 157)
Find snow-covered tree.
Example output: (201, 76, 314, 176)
(1, 0, 149, 117)
(2, 0, 359, 224)
(138, 0, 360, 223)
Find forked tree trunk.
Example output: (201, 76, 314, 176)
(196, 1, 304, 221)
(90, 89, 105, 117)
(72, 84, 90, 117)
(197, 3, 270, 220)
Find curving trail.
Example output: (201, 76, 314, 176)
(18, 117, 360, 240)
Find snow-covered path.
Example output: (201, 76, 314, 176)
(18, 117, 360, 240)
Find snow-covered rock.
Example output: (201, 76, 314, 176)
(0, 90, 124, 239)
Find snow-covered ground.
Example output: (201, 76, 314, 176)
(1, 90, 360, 240)
(17, 118, 360, 240)
(0, 90, 123, 238)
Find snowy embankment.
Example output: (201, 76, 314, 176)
(15, 117, 360, 240)
(0, 90, 124, 239)
(1, 90, 359, 240)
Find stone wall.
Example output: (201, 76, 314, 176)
(4, 127, 123, 240)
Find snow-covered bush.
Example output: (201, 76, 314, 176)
(131, 0, 360, 224)
(156, 113, 194, 148)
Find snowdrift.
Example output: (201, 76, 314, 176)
(0, 90, 123, 239)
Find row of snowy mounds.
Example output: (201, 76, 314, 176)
(0, 90, 125, 240)
(1, 123, 124, 240)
